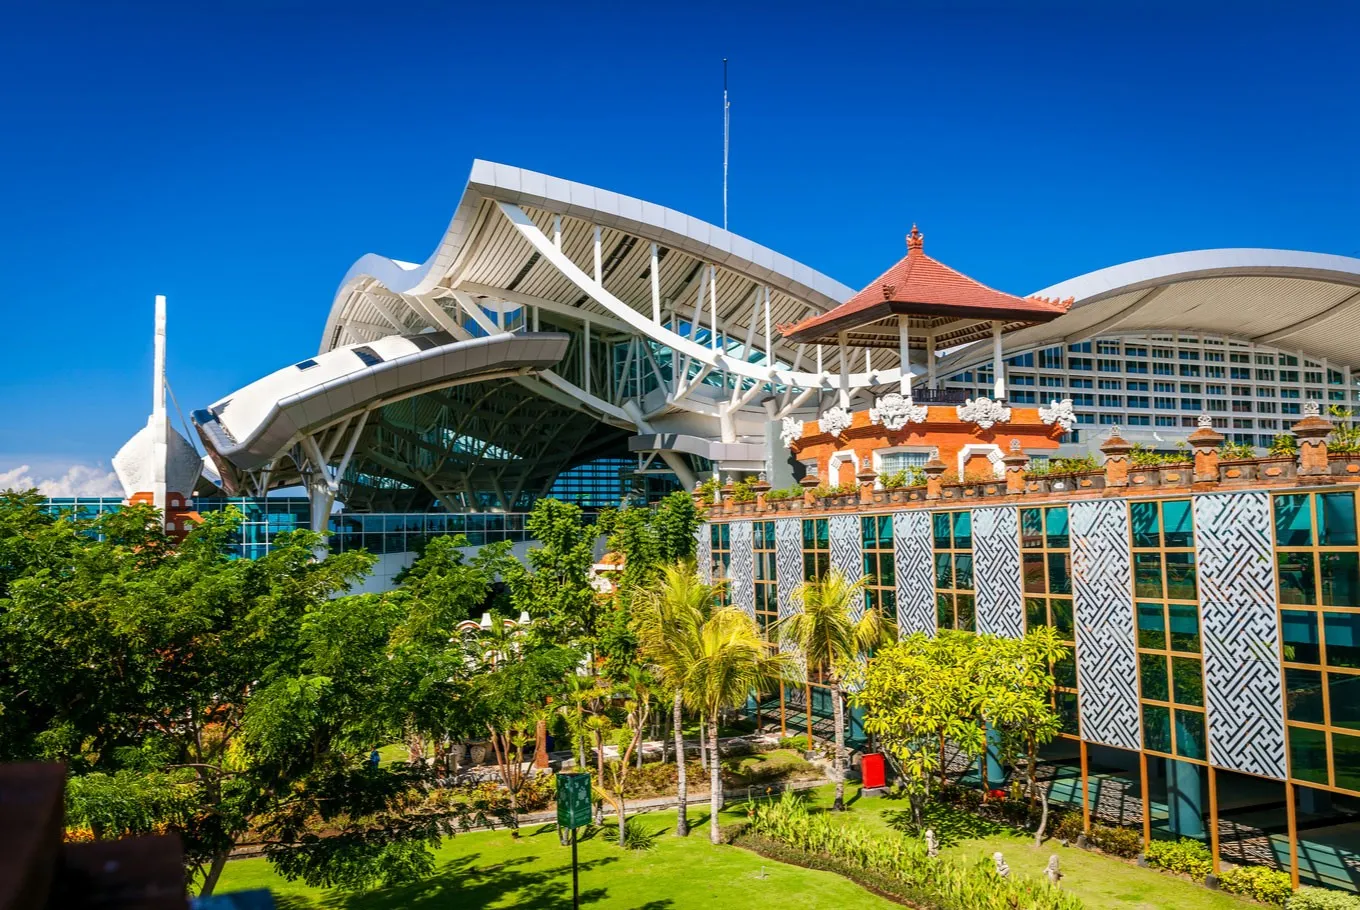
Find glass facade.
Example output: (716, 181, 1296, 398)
(1276, 491, 1360, 793)
(933, 510, 975, 631)
(946, 333, 1358, 447)
(1021, 505, 1079, 735)
(861, 515, 896, 626)
(1130, 499, 1207, 763)
(753, 520, 777, 637)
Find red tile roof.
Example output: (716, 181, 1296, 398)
(779, 226, 1071, 344)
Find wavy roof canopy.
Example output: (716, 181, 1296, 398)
(939, 248, 1360, 372)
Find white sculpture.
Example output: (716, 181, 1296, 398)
(817, 405, 854, 437)
(1304, 399, 1321, 418)
(1197, 412, 1214, 429)
(870, 391, 928, 431)
(1038, 398, 1076, 432)
(780, 416, 804, 448)
(956, 397, 1012, 429)
(993, 851, 1011, 878)
(925, 829, 939, 858)
(1045, 855, 1062, 886)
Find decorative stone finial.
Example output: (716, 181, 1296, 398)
(758, 472, 767, 484)
(724, 475, 734, 487)
(1009, 438, 1022, 452)
(1304, 400, 1321, 418)
(907, 224, 924, 251)
(1198, 413, 1213, 429)
(930, 446, 940, 461)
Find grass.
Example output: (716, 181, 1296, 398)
(215, 782, 1259, 909)
(216, 805, 897, 909)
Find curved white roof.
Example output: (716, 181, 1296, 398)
(941, 248, 1360, 371)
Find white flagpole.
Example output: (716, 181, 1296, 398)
(722, 58, 730, 231)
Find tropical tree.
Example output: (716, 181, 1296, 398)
(596, 665, 656, 845)
(0, 500, 500, 895)
(856, 631, 983, 827)
(974, 627, 1068, 844)
(778, 570, 896, 810)
(631, 560, 717, 837)
(681, 606, 790, 843)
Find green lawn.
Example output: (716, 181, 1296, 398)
(215, 783, 1259, 909)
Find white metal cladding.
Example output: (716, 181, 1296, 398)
(696, 522, 712, 584)
(729, 520, 754, 617)
(972, 506, 1024, 638)
(894, 510, 935, 636)
(828, 514, 863, 620)
(775, 518, 802, 621)
(1070, 499, 1141, 751)
(1194, 491, 1288, 780)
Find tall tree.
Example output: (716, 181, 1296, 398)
(778, 570, 896, 810)
(0, 500, 497, 895)
(631, 560, 717, 837)
(681, 606, 790, 844)
(505, 499, 600, 647)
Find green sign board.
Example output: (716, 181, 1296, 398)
(556, 772, 592, 829)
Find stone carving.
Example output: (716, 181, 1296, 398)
(956, 397, 1012, 429)
(1198, 413, 1214, 429)
(925, 829, 939, 858)
(817, 405, 853, 437)
(1038, 397, 1076, 432)
(780, 416, 804, 448)
(993, 852, 1010, 877)
(1304, 399, 1321, 418)
(1045, 855, 1062, 886)
(870, 391, 928, 430)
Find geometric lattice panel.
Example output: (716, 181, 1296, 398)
(1195, 492, 1287, 780)
(775, 518, 802, 621)
(697, 522, 712, 584)
(828, 514, 864, 621)
(894, 510, 935, 636)
(729, 520, 754, 618)
(1070, 499, 1140, 751)
(972, 506, 1023, 638)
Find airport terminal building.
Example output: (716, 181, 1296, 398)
(49, 160, 1360, 891)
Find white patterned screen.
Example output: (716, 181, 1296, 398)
(894, 510, 935, 636)
(828, 514, 864, 621)
(1071, 499, 1140, 751)
(973, 506, 1023, 638)
(729, 520, 754, 617)
(697, 522, 712, 584)
(1194, 492, 1287, 780)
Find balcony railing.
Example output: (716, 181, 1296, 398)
(909, 388, 975, 404)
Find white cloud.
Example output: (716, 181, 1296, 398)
(0, 463, 123, 498)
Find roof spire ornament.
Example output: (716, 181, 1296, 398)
(906, 224, 924, 252)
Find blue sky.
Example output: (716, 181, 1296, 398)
(2, 1, 1357, 492)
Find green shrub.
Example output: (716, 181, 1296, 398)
(1219, 865, 1292, 906)
(1026, 454, 1100, 478)
(1287, 885, 1360, 910)
(1131, 442, 1192, 467)
(1088, 823, 1142, 858)
(745, 792, 1084, 910)
(879, 467, 927, 489)
(1049, 811, 1085, 842)
(763, 485, 803, 502)
(696, 476, 721, 500)
(811, 482, 859, 499)
(777, 734, 809, 751)
(1219, 440, 1258, 460)
(1270, 434, 1299, 457)
(1144, 837, 1212, 879)
(1330, 406, 1360, 454)
(731, 477, 758, 503)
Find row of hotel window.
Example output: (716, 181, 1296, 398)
(709, 491, 1360, 794)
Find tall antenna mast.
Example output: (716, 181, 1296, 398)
(722, 57, 730, 231)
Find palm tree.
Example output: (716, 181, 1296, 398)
(632, 560, 715, 837)
(682, 606, 791, 844)
(778, 570, 896, 811)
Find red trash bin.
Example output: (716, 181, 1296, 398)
(861, 752, 886, 790)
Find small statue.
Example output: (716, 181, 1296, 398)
(1045, 854, 1062, 886)
(993, 851, 1010, 878)
(925, 829, 939, 858)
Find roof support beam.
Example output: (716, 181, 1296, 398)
(1062, 285, 1167, 344)
(1253, 288, 1360, 344)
